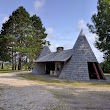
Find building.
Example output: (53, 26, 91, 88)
(32, 30, 106, 80)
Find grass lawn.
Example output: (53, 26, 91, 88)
(0, 69, 26, 74)
(104, 73, 110, 75)
(17, 73, 110, 87)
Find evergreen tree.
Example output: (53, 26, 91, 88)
(0, 35, 15, 69)
(87, 0, 110, 61)
(1, 6, 32, 70)
(0, 6, 49, 70)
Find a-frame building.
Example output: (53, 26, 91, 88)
(59, 30, 105, 80)
(33, 30, 106, 80)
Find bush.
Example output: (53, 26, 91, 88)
(100, 61, 110, 73)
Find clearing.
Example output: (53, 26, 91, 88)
(0, 72, 110, 110)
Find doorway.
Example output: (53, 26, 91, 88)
(88, 62, 106, 80)
(46, 62, 55, 74)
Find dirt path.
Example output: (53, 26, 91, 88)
(0, 73, 63, 110)
(0, 73, 110, 110)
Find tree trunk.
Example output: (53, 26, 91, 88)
(14, 55, 16, 70)
(14, 63, 16, 70)
(12, 46, 14, 70)
(18, 53, 22, 70)
(1, 62, 4, 69)
(12, 57, 14, 70)
(25, 57, 28, 70)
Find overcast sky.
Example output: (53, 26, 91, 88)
(0, 0, 104, 62)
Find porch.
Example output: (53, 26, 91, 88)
(45, 61, 64, 76)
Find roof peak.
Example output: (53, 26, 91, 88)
(38, 46, 51, 58)
(79, 29, 85, 36)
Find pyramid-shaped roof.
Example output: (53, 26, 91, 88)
(59, 30, 98, 80)
(72, 29, 97, 62)
(38, 46, 51, 58)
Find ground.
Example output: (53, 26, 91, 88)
(0, 72, 110, 110)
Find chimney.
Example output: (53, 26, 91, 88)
(56, 47, 64, 52)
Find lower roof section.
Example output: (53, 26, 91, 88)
(35, 49, 73, 62)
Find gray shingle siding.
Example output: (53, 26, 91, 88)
(59, 59, 90, 80)
(35, 49, 73, 62)
(32, 46, 50, 75)
(32, 63, 45, 74)
(38, 46, 51, 58)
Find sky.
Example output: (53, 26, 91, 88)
(0, 0, 104, 62)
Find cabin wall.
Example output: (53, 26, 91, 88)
(32, 63, 45, 74)
(59, 59, 90, 80)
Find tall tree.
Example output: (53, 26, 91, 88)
(30, 15, 47, 59)
(0, 6, 49, 70)
(1, 6, 32, 70)
(0, 35, 15, 69)
(87, 0, 110, 61)
(23, 15, 49, 68)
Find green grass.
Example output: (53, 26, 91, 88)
(0, 69, 26, 74)
(104, 73, 110, 75)
(17, 73, 110, 86)
(17, 73, 64, 83)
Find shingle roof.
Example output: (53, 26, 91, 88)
(35, 49, 73, 62)
(38, 46, 51, 58)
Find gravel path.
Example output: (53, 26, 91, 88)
(0, 73, 63, 110)
(0, 73, 110, 110)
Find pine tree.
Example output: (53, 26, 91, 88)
(0, 6, 49, 70)
(87, 0, 110, 61)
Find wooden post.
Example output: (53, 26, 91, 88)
(97, 63, 106, 80)
(93, 63, 100, 80)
